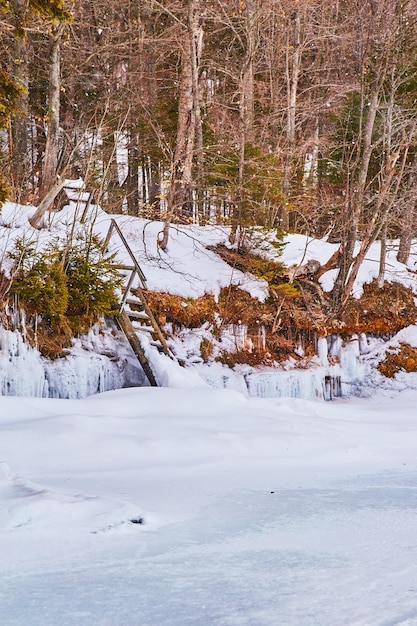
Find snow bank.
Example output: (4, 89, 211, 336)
(0, 322, 147, 399)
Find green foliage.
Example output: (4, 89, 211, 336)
(28, 0, 72, 22)
(0, 174, 9, 204)
(0, 71, 26, 128)
(8, 233, 122, 339)
(0, 0, 72, 206)
(63, 234, 122, 329)
(244, 255, 286, 286)
(9, 240, 68, 323)
(0, 71, 27, 201)
(270, 283, 299, 297)
(324, 93, 378, 186)
(16, 260, 68, 323)
(245, 226, 287, 258)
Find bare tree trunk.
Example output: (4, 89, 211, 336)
(397, 172, 417, 265)
(282, 8, 302, 231)
(331, 76, 381, 306)
(188, 1, 204, 220)
(397, 200, 415, 265)
(101, 124, 121, 213)
(377, 222, 387, 288)
(29, 177, 66, 228)
(159, 0, 199, 250)
(338, 133, 411, 307)
(9, 0, 30, 201)
(126, 127, 140, 216)
(40, 23, 65, 199)
(149, 160, 162, 216)
(229, 0, 255, 246)
(169, 44, 194, 217)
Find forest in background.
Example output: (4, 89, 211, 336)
(1, 0, 417, 317)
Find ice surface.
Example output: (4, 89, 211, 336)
(1, 388, 417, 625)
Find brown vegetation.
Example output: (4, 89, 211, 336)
(378, 343, 417, 378)
(25, 319, 74, 360)
(144, 248, 417, 369)
(142, 291, 217, 329)
(341, 282, 417, 336)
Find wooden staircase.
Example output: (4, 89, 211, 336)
(103, 219, 176, 387)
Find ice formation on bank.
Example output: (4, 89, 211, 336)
(0, 322, 147, 399)
(159, 327, 378, 401)
(188, 335, 359, 401)
(0, 318, 414, 400)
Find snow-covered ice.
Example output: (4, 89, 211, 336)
(1, 387, 417, 625)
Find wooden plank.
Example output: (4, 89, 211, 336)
(105, 218, 179, 378)
(133, 289, 173, 358)
(126, 310, 150, 321)
(104, 219, 147, 288)
(116, 311, 158, 386)
(130, 324, 155, 334)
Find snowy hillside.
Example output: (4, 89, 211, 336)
(1, 197, 417, 399)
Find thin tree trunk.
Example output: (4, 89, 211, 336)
(282, 9, 302, 231)
(339, 139, 408, 306)
(397, 200, 415, 265)
(40, 23, 65, 199)
(229, 0, 255, 246)
(159, 0, 198, 250)
(148, 159, 161, 216)
(9, 0, 30, 200)
(126, 127, 140, 216)
(101, 125, 120, 213)
(188, 0, 204, 220)
(377, 222, 387, 288)
(397, 173, 417, 265)
(331, 76, 381, 306)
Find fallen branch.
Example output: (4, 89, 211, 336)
(28, 177, 66, 228)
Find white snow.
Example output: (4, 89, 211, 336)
(279, 233, 417, 298)
(0, 322, 148, 398)
(2, 388, 417, 625)
(0, 197, 417, 402)
(2, 198, 417, 623)
(96, 216, 270, 301)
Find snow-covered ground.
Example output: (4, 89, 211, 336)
(2, 199, 417, 624)
(1, 387, 417, 625)
(2, 197, 417, 400)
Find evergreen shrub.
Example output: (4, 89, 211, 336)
(8, 232, 122, 353)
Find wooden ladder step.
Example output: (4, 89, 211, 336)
(104, 216, 177, 380)
(125, 297, 143, 307)
(115, 311, 158, 386)
(126, 310, 150, 321)
(150, 340, 165, 352)
(131, 323, 156, 333)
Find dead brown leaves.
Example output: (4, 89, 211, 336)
(378, 343, 417, 378)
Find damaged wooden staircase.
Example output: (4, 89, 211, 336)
(104, 219, 176, 387)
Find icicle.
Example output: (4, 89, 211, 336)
(317, 336, 328, 367)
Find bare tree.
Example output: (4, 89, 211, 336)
(39, 22, 66, 198)
(8, 0, 30, 200)
(329, 0, 417, 309)
(159, 0, 203, 250)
